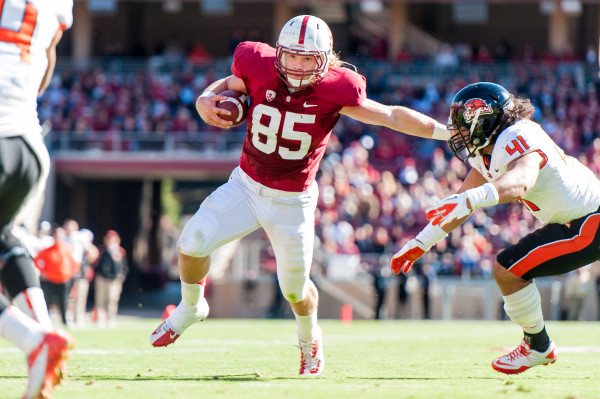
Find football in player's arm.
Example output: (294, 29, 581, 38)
(151, 14, 450, 376)
(391, 81, 600, 375)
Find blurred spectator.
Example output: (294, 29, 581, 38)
(64, 219, 99, 328)
(34, 226, 80, 326)
(395, 273, 409, 319)
(435, 43, 459, 69)
(262, 242, 285, 319)
(94, 230, 128, 328)
(371, 35, 388, 60)
(399, 157, 418, 185)
(416, 262, 437, 319)
(494, 39, 513, 61)
(564, 266, 593, 321)
(368, 226, 393, 320)
(585, 43, 597, 66)
(187, 41, 212, 65)
(473, 45, 494, 63)
(395, 45, 413, 63)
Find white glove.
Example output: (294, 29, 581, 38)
(425, 192, 471, 228)
(426, 183, 499, 228)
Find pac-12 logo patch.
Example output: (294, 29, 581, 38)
(266, 90, 276, 102)
(463, 98, 493, 123)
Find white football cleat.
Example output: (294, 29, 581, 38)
(23, 330, 73, 399)
(298, 326, 324, 376)
(492, 339, 557, 374)
(149, 298, 209, 347)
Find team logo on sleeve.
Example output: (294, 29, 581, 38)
(463, 98, 493, 123)
(266, 90, 276, 102)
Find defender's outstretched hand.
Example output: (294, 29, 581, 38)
(426, 183, 500, 228)
(390, 239, 426, 274)
(425, 192, 471, 228)
(390, 223, 449, 274)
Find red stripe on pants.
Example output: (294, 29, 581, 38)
(509, 213, 600, 277)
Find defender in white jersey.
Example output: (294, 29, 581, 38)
(0, 1, 74, 398)
(390, 82, 600, 375)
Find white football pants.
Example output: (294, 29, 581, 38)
(178, 167, 319, 303)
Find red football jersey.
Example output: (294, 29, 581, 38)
(231, 41, 367, 192)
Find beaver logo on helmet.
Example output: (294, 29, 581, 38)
(463, 98, 493, 123)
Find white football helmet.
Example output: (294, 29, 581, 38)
(275, 15, 333, 89)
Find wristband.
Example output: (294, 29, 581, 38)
(432, 123, 451, 141)
(199, 91, 216, 98)
(414, 223, 448, 250)
(466, 183, 499, 209)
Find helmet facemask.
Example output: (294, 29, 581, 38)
(448, 107, 498, 161)
(275, 46, 329, 89)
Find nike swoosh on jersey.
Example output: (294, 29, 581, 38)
(303, 102, 318, 107)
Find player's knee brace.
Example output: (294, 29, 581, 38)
(0, 232, 39, 299)
(177, 212, 218, 258)
(278, 272, 309, 303)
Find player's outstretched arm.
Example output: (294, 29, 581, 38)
(391, 170, 488, 274)
(340, 99, 450, 140)
(428, 152, 542, 227)
(196, 75, 247, 129)
(390, 170, 486, 274)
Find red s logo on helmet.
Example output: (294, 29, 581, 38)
(463, 98, 493, 123)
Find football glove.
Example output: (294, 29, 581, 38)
(425, 192, 471, 228)
(390, 239, 426, 274)
(426, 183, 499, 228)
(390, 224, 448, 274)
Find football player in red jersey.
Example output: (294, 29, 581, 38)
(150, 15, 450, 375)
(0, 0, 74, 397)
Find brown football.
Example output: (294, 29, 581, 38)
(216, 90, 249, 127)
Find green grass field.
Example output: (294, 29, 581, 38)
(1, 318, 599, 399)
